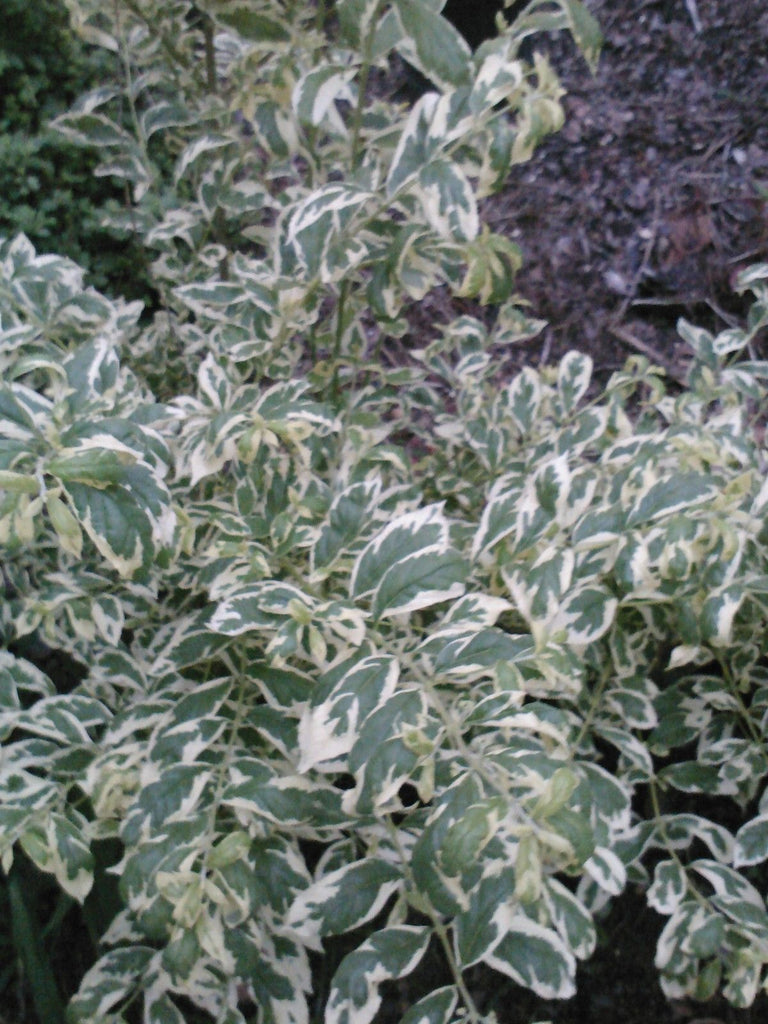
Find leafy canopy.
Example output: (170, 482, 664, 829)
(1, 1, 768, 1022)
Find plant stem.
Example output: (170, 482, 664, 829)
(385, 820, 482, 1024)
(349, 0, 387, 169)
(202, 11, 218, 96)
(8, 865, 66, 1024)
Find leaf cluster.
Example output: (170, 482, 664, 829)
(0, 2, 767, 1023)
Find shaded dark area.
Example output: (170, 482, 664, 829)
(442, 0, 510, 49)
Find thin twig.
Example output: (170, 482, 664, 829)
(611, 191, 661, 325)
(609, 324, 688, 385)
(684, 0, 703, 34)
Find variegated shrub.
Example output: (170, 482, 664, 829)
(1, 2, 767, 1022)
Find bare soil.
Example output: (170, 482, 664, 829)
(488, 0, 768, 383)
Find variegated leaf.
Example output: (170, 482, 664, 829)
(371, 547, 467, 619)
(398, 986, 458, 1024)
(287, 858, 403, 945)
(293, 66, 356, 133)
(350, 504, 450, 600)
(415, 159, 479, 242)
(481, 915, 577, 1000)
(393, 0, 472, 92)
(543, 878, 596, 960)
(557, 350, 592, 412)
(68, 946, 156, 1022)
(344, 689, 438, 815)
(326, 926, 431, 1024)
(734, 814, 768, 867)
(298, 656, 400, 772)
(647, 859, 687, 914)
(626, 472, 717, 527)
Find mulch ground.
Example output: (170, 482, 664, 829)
(486, 0, 768, 384)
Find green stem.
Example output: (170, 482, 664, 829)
(121, 0, 201, 83)
(315, 0, 331, 32)
(718, 655, 768, 761)
(349, 0, 387, 169)
(113, 0, 153, 177)
(649, 780, 712, 912)
(201, 11, 218, 96)
(572, 663, 611, 753)
(8, 865, 66, 1024)
(331, 281, 350, 402)
(384, 820, 482, 1024)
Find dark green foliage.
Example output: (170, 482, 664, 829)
(0, 0, 103, 133)
(0, 0, 155, 304)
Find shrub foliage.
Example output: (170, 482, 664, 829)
(1, 1, 767, 1022)
(0, 0, 153, 300)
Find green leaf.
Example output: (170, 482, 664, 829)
(351, 504, 450, 600)
(626, 472, 717, 527)
(372, 547, 468, 619)
(557, 0, 603, 71)
(298, 656, 400, 772)
(287, 859, 403, 943)
(393, 0, 473, 91)
(734, 815, 768, 868)
(326, 926, 431, 1024)
(648, 860, 687, 915)
(398, 986, 458, 1024)
(215, 4, 291, 42)
(482, 916, 577, 999)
